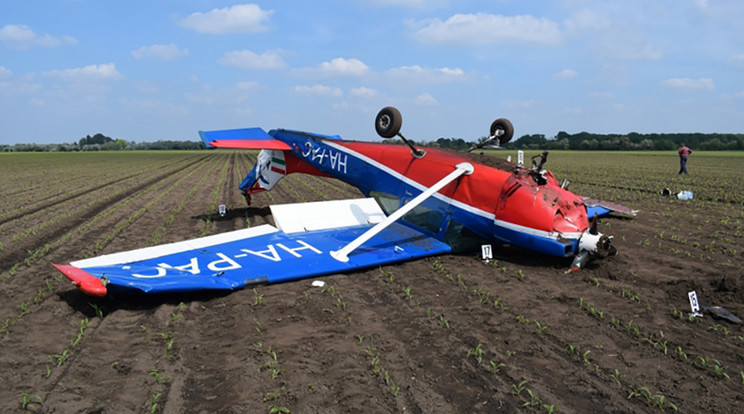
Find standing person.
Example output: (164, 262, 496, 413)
(678, 143, 692, 175)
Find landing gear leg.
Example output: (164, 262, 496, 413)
(242, 189, 252, 206)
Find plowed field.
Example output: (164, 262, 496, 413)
(1, 150, 743, 413)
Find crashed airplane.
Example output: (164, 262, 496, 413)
(53, 107, 635, 296)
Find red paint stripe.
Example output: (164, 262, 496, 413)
(270, 166, 286, 174)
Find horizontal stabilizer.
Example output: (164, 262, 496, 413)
(199, 128, 291, 150)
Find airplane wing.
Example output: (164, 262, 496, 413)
(53, 198, 451, 297)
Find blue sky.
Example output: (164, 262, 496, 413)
(1, 0, 743, 145)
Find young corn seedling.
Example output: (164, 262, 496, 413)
(519, 388, 541, 408)
(89, 302, 104, 318)
(466, 343, 484, 365)
(534, 321, 550, 335)
(399, 284, 413, 301)
(582, 350, 592, 365)
(149, 392, 162, 414)
(149, 366, 169, 384)
(514, 314, 529, 324)
(676, 346, 687, 360)
(713, 362, 730, 379)
(263, 389, 281, 402)
(566, 344, 579, 356)
(489, 360, 506, 374)
(19, 393, 43, 411)
(511, 380, 528, 396)
(253, 289, 264, 305)
(50, 349, 70, 367)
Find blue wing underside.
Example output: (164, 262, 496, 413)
(72, 223, 450, 295)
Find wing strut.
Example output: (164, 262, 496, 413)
(330, 162, 474, 263)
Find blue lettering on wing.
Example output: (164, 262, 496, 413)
(127, 241, 323, 278)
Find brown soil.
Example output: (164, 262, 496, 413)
(1, 151, 742, 413)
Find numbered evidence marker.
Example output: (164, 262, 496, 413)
(481, 244, 493, 263)
(688, 290, 703, 318)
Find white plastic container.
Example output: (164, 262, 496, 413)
(677, 191, 693, 200)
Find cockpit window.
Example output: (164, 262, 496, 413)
(444, 219, 487, 253)
(370, 190, 443, 235)
(369, 190, 400, 215)
(402, 203, 443, 234)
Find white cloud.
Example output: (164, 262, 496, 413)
(564, 11, 661, 61)
(118, 98, 189, 116)
(563, 9, 611, 33)
(131, 44, 189, 61)
(552, 69, 578, 80)
(179, 4, 273, 34)
(413, 13, 562, 45)
(0, 66, 12, 78)
(366, 0, 447, 7)
(414, 93, 437, 105)
(293, 84, 343, 97)
(319, 58, 370, 76)
(293, 57, 370, 78)
(588, 91, 614, 99)
(600, 32, 662, 60)
(236, 81, 260, 90)
(218, 50, 285, 69)
(43, 64, 123, 82)
(728, 54, 744, 69)
(0, 24, 77, 50)
(384, 65, 465, 85)
(183, 82, 260, 106)
(350, 87, 378, 97)
(661, 78, 714, 92)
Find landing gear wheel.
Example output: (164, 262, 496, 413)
(490, 118, 514, 145)
(375, 106, 402, 139)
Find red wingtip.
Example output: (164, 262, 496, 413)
(52, 263, 107, 297)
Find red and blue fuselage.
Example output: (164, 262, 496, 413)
(237, 129, 590, 258)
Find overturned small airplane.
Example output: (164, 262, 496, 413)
(53, 107, 635, 297)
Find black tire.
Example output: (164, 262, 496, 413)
(490, 118, 514, 145)
(375, 106, 402, 139)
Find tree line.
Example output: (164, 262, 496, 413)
(503, 131, 744, 151)
(384, 132, 744, 151)
(1, 133, 205, 152)
(3, 131, 743, 152)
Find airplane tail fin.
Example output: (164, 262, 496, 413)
(240, 149, 289, 195)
